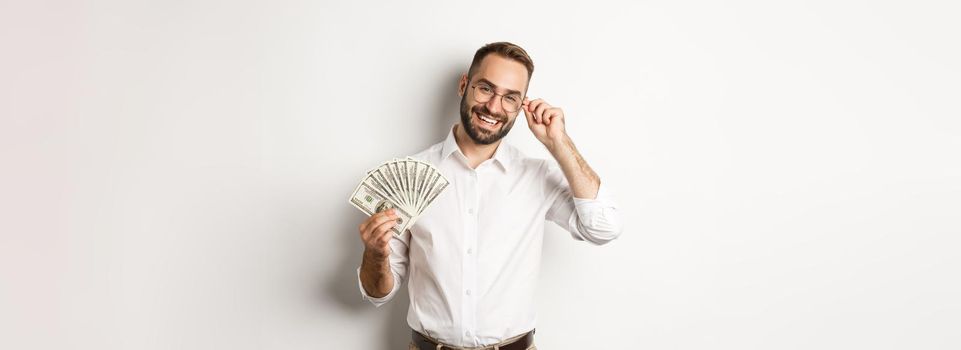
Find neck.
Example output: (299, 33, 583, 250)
(453, 123, 500, 169)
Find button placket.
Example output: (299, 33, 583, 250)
(461, 170, 479, 345)
(466, 171, 478, 215)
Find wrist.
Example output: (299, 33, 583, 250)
(364, 247, 388, 263)
(546, 134, 573, 155)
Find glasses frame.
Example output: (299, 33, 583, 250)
(468, 80, 525, 113)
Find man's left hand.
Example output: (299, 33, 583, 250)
(522, 97, 568, 151)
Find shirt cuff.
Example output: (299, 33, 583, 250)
(569, 183, 622, 244)
(572, 183, 618, 211)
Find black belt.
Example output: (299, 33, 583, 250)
(412, 329, 535, 350)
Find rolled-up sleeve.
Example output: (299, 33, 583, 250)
(544, 162, 623, 245)
(356, 231, 410, 307)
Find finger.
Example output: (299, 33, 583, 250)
(373, 219, 398, 240)
(361, 209, 391, 232)
(369, 208, 395, 220)
(534, 103, 551, 123)
(523, 103, 536, 125)
(377, 208, 399, 221)
(522, 99, 537, 124)
(527, 98, 542, 110)
(379, 229, 394, 245)
(374, 220, 397, 238)
(367, 212, 397, 231)
(545, 108, 561, 126)
(365, 212, 399, 237)
(375, 230, 392, 252)
(528, 99, 543, 123)
(521, 101, 536, 124)
(360, 211, 379, 233)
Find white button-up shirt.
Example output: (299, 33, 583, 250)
(356, 125, 623, 347)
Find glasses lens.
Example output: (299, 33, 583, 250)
(473, 85, 493, 103)
(502, 96, 520, 112)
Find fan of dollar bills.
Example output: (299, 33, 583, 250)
(349, 157, 450, 237)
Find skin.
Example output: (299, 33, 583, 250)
(359, 53, 602, 298)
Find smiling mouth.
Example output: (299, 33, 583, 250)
(475, 112, 501, 129)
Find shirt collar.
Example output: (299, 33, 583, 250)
(441, 123, 512, 172)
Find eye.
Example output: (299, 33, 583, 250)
(504, 95, 520, 104)
(478, 85, 493, 93)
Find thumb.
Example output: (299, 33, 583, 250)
(522, 98, 537, 125)
(523, 104, 536, 126)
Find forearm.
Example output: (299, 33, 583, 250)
(547, 134, 601, 199)
(359, 249, 394, 298)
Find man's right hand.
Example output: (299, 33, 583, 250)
(358, 209, 400, 298)
(359, 208, 399, 260)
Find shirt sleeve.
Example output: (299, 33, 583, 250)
(543, 161, 623, 245)
(356, 230, 411, 307)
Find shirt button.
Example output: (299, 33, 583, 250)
(467, 248, 473, 254)
(467, 208, 474, 214)
(465, 330, 471, 337)
(466, 289, 471, 296)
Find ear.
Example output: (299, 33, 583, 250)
(458, 73, 468, 97)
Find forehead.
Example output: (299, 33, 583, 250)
(472, 54, 529, 94)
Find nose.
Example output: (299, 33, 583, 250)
(484, 95, 504, 115)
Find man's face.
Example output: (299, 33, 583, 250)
(459, 54, 529, 145)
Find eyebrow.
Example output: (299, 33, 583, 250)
(475, 78, 523, 96)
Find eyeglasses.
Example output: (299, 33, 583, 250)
(469, 82, 523, 113)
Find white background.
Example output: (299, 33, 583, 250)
(2, 0, 959, 349)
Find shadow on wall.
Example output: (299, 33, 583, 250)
(324, 63, 464, 349)
(428, 62, 466, 147)
(324, 206, 413, 349)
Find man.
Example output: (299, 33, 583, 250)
(356, 42, 622, 350)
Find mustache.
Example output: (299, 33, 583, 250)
(472, 106, 507, 122)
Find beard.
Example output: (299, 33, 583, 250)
(459, 93, 516, 145)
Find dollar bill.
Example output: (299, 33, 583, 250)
(349, 157, 450, 235)
(349, 179, 414, 237)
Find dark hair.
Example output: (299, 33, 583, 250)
(467, 42, 534, 82)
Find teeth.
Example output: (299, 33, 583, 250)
(478, 114, 498, 125)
